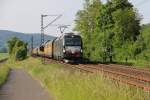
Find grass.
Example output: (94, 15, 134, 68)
(0, 53, 9, 86)
(0, 53, 8, 60)
(0, 64, 10, 86)
(8, 57, 150, 100)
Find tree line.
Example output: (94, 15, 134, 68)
(75, 0, 149, 63)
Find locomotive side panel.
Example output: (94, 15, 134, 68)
(53, 38, 63, 60)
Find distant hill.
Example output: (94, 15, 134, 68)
(0, 30, 56, 51)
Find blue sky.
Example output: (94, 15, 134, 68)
(0, 0, 150, 36)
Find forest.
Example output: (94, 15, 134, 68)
(75, 0, 150, 65)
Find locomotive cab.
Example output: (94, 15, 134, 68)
(63, 34, 82, 60)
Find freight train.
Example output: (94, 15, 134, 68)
(32, 33, 83, 62)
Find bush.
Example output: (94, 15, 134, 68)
(7, 37, 28, 61)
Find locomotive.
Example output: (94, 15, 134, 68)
(32, 33, 83, 62)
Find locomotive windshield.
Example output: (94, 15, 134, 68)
(65, 36, 81, 46)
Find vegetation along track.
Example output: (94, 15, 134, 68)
(40, 57, 150, 91)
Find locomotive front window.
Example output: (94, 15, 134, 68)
(65, 37, 81, 46)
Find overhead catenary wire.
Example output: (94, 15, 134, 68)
(43, 15, 62, 29)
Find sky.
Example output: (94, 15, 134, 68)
(0, 0, 150, 36)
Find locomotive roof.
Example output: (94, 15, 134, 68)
(62, 33, 80, 38)
(54, 33, 81, 41)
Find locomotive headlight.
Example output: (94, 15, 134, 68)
(63, 49, 66, 53)
(80, 49, 83, 53)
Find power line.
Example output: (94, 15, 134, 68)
(43, 15, 62, 29)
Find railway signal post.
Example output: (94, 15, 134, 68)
(41, 15, 45, 64)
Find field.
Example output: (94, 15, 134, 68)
(7, 57, 149, 100)
(0, 53, 8, 60)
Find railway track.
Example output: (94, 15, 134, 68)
(98, 64, 150, 82)
(61, 62, 150, 91)
(39, 57, 150, 91)
(76, 64, 150, 91)
(106, 64, 150, 74)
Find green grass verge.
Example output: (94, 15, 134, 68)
(8, 57, 149, 100)
(0, 64, 10, 86)
(0, 53, 8, 60)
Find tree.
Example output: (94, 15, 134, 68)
(99, 1, 115, 62)
(7, 37, 18, 55)
(7, 37, 28, 61)
(110, 0, 141, 61)
(75, 0, 103, 61)
(75, 0, 141, 63)
(111, 0, 141, 45)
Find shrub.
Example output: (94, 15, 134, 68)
(7, 37, 28, 61)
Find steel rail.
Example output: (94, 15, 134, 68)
(74, 64, 150, 91)
(106, 64, 150, 74)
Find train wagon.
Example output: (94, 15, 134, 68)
(44, 40, 54, 58)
